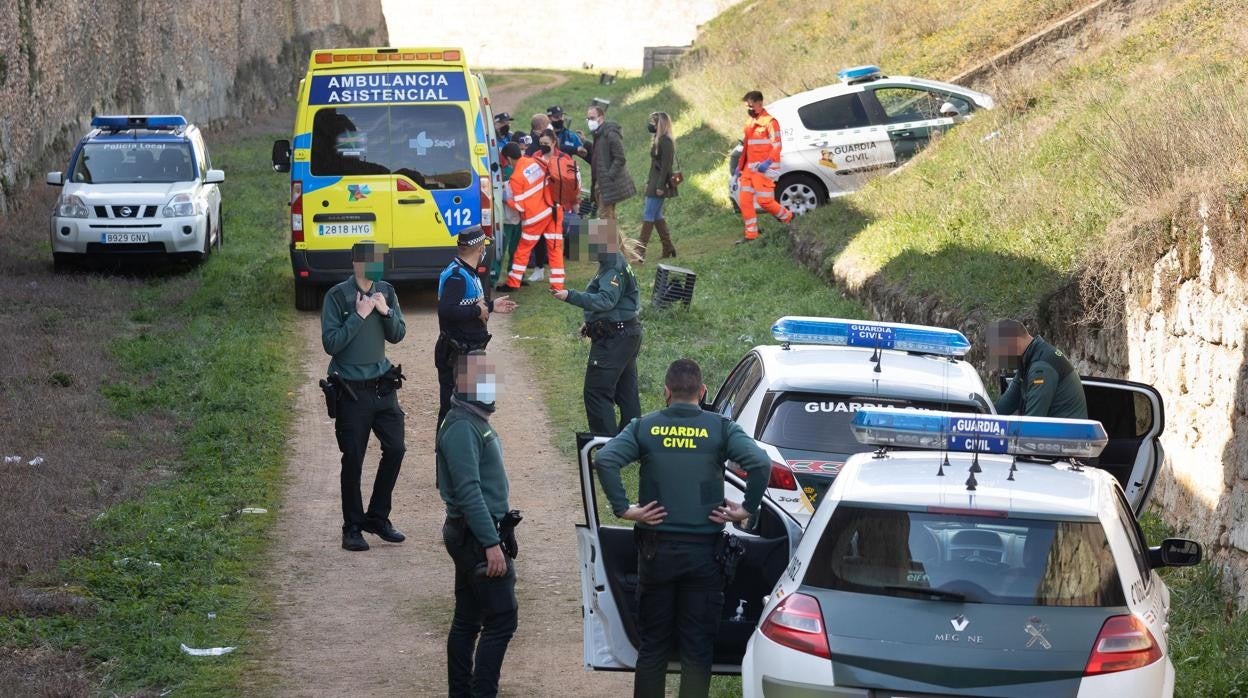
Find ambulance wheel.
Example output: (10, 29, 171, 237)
(777, 173, 825, 215)
(294, 280, 320, 311)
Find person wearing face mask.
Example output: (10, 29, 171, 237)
(437, 350, 520, 698)
(503, 140, 565, 291)
(524, 113, 551, 157)
(638, 111, 677, 262)
(593, 358, 770, 698)
(493, 112, 515, 145)
(586, 104, 636, 221)
(320, 241, 408, 552)
(437, 227, 518, 427)
(551, 220, 641, 435)
(545, 105, 588, 158)
(736, 90, 795, 243)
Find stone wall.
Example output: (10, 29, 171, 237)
(0, 0, 387, 212)
(790, 187, 1248, 607)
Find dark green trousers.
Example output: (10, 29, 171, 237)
(490, 223, 522, 287)
(584, 323, 642, 435)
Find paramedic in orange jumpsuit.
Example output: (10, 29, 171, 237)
(736, 90, 794, 243)
(504, 145, 565, 291)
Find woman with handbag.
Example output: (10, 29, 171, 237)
(638, 111, 679, 262)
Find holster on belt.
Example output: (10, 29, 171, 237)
(318, 371, 353, 419)
(440, 333, 492, 366)
(714, 532, 746, 584)
(582, 321, 621, 341)
(497, 509, 523, 559)
(383, 363, 406, 391)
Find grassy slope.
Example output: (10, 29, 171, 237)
(0, 127, 296, 693)
(504, 0, 1248, 693)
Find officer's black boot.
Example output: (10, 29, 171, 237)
(362, 516, 406, 543)
(637, 222, 654, 263)
(342, 524, 369, 551)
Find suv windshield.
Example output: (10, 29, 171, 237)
(760, 393, 982, 455)
(311, 104, 472, 190)
(72, 142, 195, 184)
(805, 505, 1126, 606)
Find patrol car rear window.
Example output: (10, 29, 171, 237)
(72, 142, 195, 184)
(805, 506, 1127, 607)
(311, 105, 472, 189)
(797, 94, 872, 131)
(759, 394, 980, 455)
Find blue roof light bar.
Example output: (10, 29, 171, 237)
(771, 316, 971, 357)
(850, 409, 1108, 458)
(838, 65, 883, 83)
(91, 115, 188, 131)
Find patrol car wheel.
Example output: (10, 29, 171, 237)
(198, 219, 212, 264)
(214, 211, 224, 249)
(294, 280, 320, 312)
(777, 173, 825, 215)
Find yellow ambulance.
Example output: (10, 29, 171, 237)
(272, 47, 501, 310)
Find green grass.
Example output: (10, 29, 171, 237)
(0, 127, 297, 693)
(1140, 512, 1248, 696)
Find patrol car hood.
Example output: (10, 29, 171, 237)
(65, 181, 196, 204)
(810, 590, 1119, 697)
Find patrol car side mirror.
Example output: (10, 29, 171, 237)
(272, 139, 292, 173)
(205, 169, 226, 185)
(46, 171, 64, 186)
(1149, 538, 1202, 568)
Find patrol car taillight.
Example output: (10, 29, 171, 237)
(479, 176, 493, 235)
(769, 461, 797, 490)
(290, 181, 304, 243)
(760, 593, 831, 659)
(1084, 615, 1162, 676)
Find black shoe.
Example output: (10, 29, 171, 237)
(494, 284, 510, 293)
(362, 517, 406, 543)
(342, 525, 369, 551)
(735, 236, 755, 245)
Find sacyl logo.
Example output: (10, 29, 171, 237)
(950, 614, 970, 632)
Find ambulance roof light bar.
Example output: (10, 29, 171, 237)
(850, 409, 1108, 459)
(91, 115, 187, 132)
(771, 316, 971, 357)
(312, 48, 464, 65)
(838, 65, 885, 84)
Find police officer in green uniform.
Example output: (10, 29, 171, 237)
(437, 350, 519, 698)
(321, 242, 407, 552)
(552, 220, 642, 435)
(989, 318, 1088, 419)
(594, 359, 770, 698)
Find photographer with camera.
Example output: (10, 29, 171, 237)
(319, 241, 408, 552)
(437, 351, 521, 698)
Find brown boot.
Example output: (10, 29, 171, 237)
(637, 221, 654, 263)
(655, 219, 676, 258)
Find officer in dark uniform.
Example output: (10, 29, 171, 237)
(437, 226, 516, 426)
(552, 220, 641, 435)
(594, 358, 770, 698)
(320, 241, 407, 552)
(989, 318, 1088, 419)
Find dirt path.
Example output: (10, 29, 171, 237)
(261, 73, 629, 697)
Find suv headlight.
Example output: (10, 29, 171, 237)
(56, 194, 90, 218)
(163, 193, 203, 218)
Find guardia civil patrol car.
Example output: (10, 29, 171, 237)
(47, 115, 225, 269)
(728, 66, 993, 214)
(742, 410, 1201, 697)
(272, 47, 502, 310)
(713, 317, 1167, 525)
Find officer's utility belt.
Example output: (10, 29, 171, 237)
(636, 529, 719, 545)
(582, 317, 639, 341)
(317, 366, 405, 419)
(441, 332, 491, 355)
(446, 510, 523, 559)
(636, 529, 745, 583)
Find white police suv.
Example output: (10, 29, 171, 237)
(712, 317, 1167, 526)
(47, 115, 224, 269)
(728, 66, 993, 214)
(743, 410, 1201, 698)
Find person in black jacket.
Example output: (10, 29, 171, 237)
(436, 227, 516, 426)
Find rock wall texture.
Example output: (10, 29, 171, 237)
(791, 188, 1248, 608)
(0, 0, 387, 212)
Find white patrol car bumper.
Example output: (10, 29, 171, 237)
(51, 213, 208, 256)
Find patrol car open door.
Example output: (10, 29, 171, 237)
(576, 433, 803, 674)
(1081, 377, 1165, 514)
